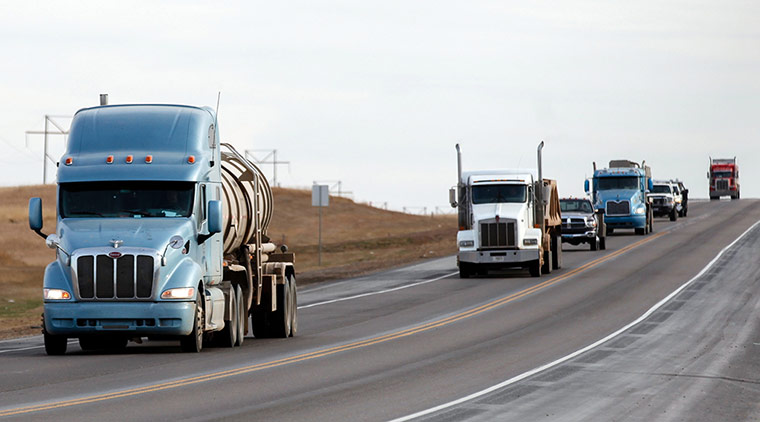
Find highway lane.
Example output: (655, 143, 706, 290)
(0, 199, 757, 421)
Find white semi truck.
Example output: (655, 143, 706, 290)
(449, 142, 562, 278)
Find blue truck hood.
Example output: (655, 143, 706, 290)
(595, 189, 645, 210)
(57, 218, 196, 253)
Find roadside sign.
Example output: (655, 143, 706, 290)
(312, 185, 329, 207)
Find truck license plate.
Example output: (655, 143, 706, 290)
(492, 256, 505, 262)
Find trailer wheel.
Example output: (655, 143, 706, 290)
(251, 308, 269, 339)
(235, 285, 246, 346)
(180, 295, 204, 353)
(670, 208, 677, 221)
(217, 286, 238, 348)
(269, 278, 292, 338)
(288, 274, 298, 337)
(590, 237, 598, 251)
(44, 331, 67, 356)
(529, 259, 541, 277)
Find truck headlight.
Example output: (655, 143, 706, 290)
(43, 289, 71, 300)
(635, 206, 646, 215)
(523, 238, 538, 246)
(458, 240, 474, 248)
(161, 287, 195, 299)
(585, 218, 597, 227)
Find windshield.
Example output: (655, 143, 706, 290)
(597, 176, 638, 191)
(712, 171, 732, 178)
(560, 200, 593, 213)
(650, 185, 671, 194)
(472, 184, 527, 204)
(60, 181, 195, 218)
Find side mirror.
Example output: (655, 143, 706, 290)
(647, 179, 654, 191)
(584, 180, 590, 193)
(706, 172, 710, 178)
(449, 188, 457, 208)
(207, 200, 223, 234)
(29, 197, 47, 239)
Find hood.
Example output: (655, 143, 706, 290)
(57, 218, 196, 254)
(562, 211, 593, 219)
(596, 189, 641, 203)
(472, 202, 528, 222)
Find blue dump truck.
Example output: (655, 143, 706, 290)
(585, 160, 654, 235)
(29, 99, 297, 355)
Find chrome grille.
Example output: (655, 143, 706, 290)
(76, 254, 155, 300)
(480, 220, 516, 248)
(606, 200, 630, 216)
(716, 180, 729, 190)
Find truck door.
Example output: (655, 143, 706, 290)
(199, 183, 223, 284)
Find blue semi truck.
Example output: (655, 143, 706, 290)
(585, 160, 654, 235)
(29, 98, 297, 355)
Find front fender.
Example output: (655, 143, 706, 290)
(160, 257, 204, 301)
(43, 260, 74, 299)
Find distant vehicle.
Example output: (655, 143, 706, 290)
(586, 160, 654, 235)
(560, 197, 606, 250)
(649, 181, 680, 221)
(450, 142, 562, 278)
(708, 157, 740, 200)
(672, 180, 689, 217)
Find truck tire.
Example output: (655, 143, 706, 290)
(670, 208, 677, 221)
(590, 237, 598, 251)
(551, 234, 562, 269)
(459, 262, 471, 279)
(217, 285, 238, 348)
(269, 278, 292, 338)
(288, 275, 298, 337)
(635, 227, 646, 235)
(44, 331, 67, 356)
(180, 295, 204, 353)
(710, 196, 718, 200)
(599, 236, 606, 250)
(541, 250, 552, 274)
(251, 308, 269, 339)
(235, 285, 246, 346)
(529, 259, 541, 277)
(607, 228, 614, 235)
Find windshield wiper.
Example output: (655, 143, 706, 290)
(70, 211, 104, 217)
(121, 209, 153, 217)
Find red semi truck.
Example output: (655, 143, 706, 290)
(708, 157, 740, 200)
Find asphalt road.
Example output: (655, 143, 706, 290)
(1, 199, 759, 421)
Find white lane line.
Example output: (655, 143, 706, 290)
(0, 340, 77, 354)
(389, 220, 760, 422)
(298, 271, 459, 310)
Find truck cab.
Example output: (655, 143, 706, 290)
(708, 157, 740, 200)
(586, 160, 653, 235)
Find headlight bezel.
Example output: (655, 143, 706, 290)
(458, 240, 475, 248)
(161, 287, 196, 300)
(43, 288, 71, 300)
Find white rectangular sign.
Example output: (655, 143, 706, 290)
(312, 185, 329, 207)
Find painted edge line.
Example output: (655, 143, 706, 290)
(388, 219, 760, 422)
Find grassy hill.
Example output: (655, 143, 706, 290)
(0, 185, 455, 339)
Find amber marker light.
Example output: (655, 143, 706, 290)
(106, 155, 114, 164)
(187, 155, 196, 164)
(145, 155, 153, 164)
(64, 157, 73, 166)
(126, 155, 133, 164)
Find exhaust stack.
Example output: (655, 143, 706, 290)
(99, 94, 108, 106)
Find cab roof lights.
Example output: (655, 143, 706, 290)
(125, 155, 133, 164)
(64, 157, 73, 166)
(187, 155, 196, 164)
(145, 155, 153, 163)
(106, 155, 114, 164)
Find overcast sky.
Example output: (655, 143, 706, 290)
(1, 1, 758, 211)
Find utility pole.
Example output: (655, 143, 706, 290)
(313, 180, 353, 198)
(245, 149, 290, 187)
(25, 115, 72, 184)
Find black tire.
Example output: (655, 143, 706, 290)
(670, 208, 677, 221)
(235, 285, 246, 346)
(44, 332, 67, 356)
(541, 250, 552, 274)
(217, 285, 238, 348)
(251, 308, 269, 339)
(269, 278, 292, 338)
(459, 262, 470, 279)
(590, 237, 598, 251)
(599, 236, 607, 250)
(180, 295, 204, 353)
(710, 196, 718, 201)
(288, 275, 298, 338)
(529, 259, 541, 277)
(607, 228, 614, 235)
(635, 227, 646, 235)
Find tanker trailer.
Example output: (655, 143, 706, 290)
(29, 102, 297, 355)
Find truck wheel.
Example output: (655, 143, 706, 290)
(180, 295, 204, 353)
(288, 275, 298, 337)
(670, 208, 677, 221)
(218, 285, 239, 348)
(529, 259, 541, 277)
(251, 309, 270, 339)
(459, 262, 470, 279)
(541, 251, 552, 274)
(635, 227, 646, 235)
(710, 196, 718, 201)
(235, 285, 246, 346)
(607, 228, 614, 235)
(44, 332, 67, 356)
(269, 278, 292, 338)
(551, 234, 562, 269)
(590, 237, 598, 251)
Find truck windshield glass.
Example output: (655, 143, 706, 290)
(60, 181, 194, 218)
(560, 200, 593, 213)
(597, 177, 638, 190)
(650, 185, 671, 194)
(712, 171, 732, 178)
(472, 184, 526, 204)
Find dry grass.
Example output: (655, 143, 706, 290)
(0, 185, 455, 339)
